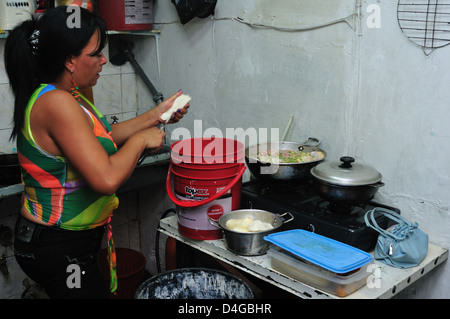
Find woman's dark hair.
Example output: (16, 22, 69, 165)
(4, 6, 107, 140)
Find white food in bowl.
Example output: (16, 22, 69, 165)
(226, 217, 274, 232)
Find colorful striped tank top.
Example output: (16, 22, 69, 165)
(17, 84, 119, 230)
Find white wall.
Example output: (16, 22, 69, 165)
(357, 0, 450, 297)
(136, 0, 449, 298)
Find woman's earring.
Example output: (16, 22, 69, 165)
(70, 72, 81, 102)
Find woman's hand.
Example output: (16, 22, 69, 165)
(156, 90, 190, 124)
(134, 126, 166, 153)
(110, 90, 189, 146)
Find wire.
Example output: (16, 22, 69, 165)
(232, 15, 356, 32)
(154, 14, 357, 32)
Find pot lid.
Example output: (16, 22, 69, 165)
(311, 156, 382, 186)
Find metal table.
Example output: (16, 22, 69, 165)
(159, 215, 448, 299)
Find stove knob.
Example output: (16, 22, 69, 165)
(306, 224, 315, 233)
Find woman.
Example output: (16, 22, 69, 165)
(4, 7, 188, 298)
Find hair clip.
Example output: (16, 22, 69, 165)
(29, 29, 40, 56)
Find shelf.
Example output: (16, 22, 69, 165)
(106, 30, 160, 36)
(0, 29, 161, 39)
(159, 215, 449, 299)
(0, 183, 23, 199)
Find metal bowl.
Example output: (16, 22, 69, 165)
(210, 209, 293, 256)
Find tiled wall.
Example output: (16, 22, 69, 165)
(0, 40, 139, 154)
(0, 40, 16, 153)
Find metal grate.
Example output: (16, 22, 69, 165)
(397, 0, 450, 53)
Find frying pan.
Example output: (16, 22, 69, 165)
(245, 137, 326, 181)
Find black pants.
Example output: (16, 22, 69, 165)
(14, 214, 108, 299)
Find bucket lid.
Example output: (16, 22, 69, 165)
(171, 138, 245, 164)
(310, 156, 382, 186)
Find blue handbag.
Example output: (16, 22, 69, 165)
(364, 208, 428, 268)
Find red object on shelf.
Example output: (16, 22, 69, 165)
(97, 0, 153, 31)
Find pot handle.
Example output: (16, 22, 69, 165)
(369, 181, 385, 188)
(166, 163, 246, 208)
(298, 137, 320, 151)
(208, 217, 221, 229)
(278, 212, 294, 224)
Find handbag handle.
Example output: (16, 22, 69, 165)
(364, 207, 417, 241)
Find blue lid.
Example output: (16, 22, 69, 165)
(264, 230, 373, 273)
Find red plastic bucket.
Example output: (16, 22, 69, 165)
(97, 0, 153, 31)
(166, 138, 246, 240)
(99, 248, 146, 299)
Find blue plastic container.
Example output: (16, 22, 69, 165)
(264, 229, 373, 274)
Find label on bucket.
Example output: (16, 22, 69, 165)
(177, 196, 232, 231)
(207, 204, 224, 220)
(125, 0, 153, 25)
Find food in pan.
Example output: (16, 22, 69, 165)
(225, 217, 274, 232)
(256, 149, 325, 164)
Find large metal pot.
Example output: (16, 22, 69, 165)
(310, 156, 384, 205)
(245, 137, 326, 181)
(210, 209, 294, 256)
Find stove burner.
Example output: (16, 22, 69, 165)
(240, 180, 400, 251)
(316, 200, 365, 215)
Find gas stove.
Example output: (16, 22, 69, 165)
(240, 179, 400, 251)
